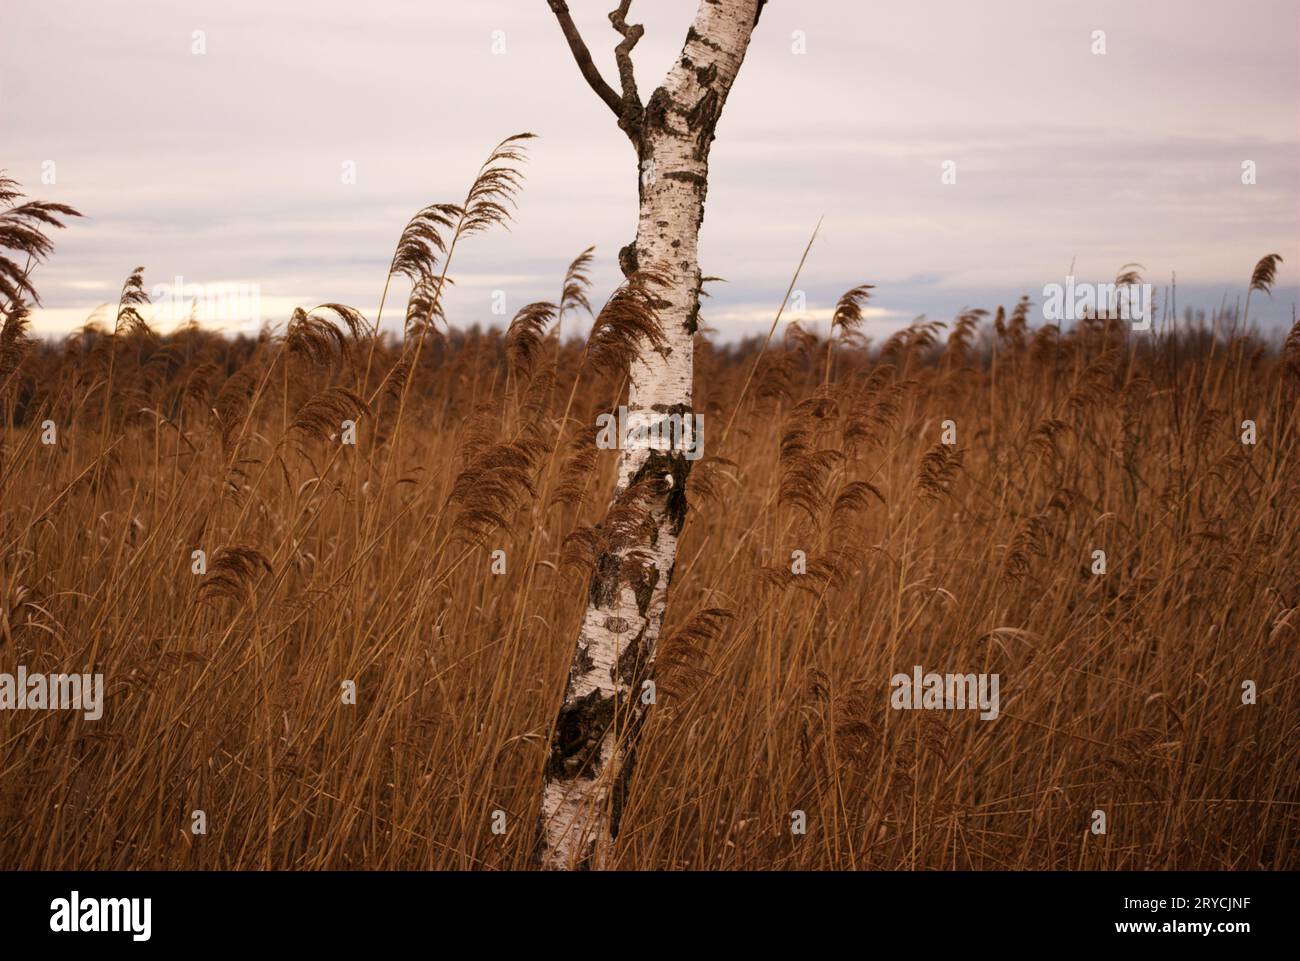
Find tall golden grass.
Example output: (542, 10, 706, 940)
(2, 273, 1297, 869)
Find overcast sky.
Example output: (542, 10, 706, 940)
(3, 0, 1297, 341)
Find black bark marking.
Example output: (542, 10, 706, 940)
(589, 550, 621, 608)
(614, 623, 650, 687)
(686, 274, 705, 333)
(664, 170, 707, 189)
(686, 26, 723, 51)
(570, 641, 595, 680)
(685, 296, 701, 334)
(643, 87, 673, 135)
(618, 241, 639, 278)
(631, 563, 658, 618)
(628, 448, 693, 535)
(546, 688, 616, 780)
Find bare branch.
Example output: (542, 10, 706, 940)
(546, 0, 624, 119)
(608, 1, 645, 110)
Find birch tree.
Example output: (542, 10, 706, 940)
(540, 0, 765, 869)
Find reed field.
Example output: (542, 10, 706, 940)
(2, 246, 1298, 868)
(4, 0, 1297, 879)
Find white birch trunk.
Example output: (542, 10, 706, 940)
(540, 0, 762, 870)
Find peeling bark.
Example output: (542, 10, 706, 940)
(540, 0, 761, 870)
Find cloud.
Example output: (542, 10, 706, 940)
(6, 0, 1297, 338)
